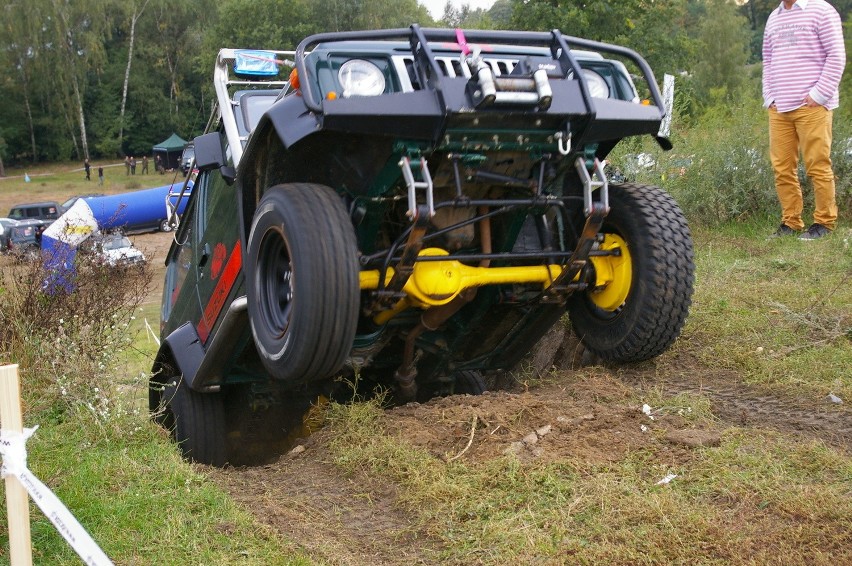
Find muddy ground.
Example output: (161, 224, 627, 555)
(132, 230, 850, 565)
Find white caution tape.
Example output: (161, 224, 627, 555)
(144, 317, 161, 346)
(1, 427, 114, 566)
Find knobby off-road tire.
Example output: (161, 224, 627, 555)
(246, 183, 360, 383)
(567, 183, 694, 363)
(453, 370, 487, 395)
(161, 376, 227, 466)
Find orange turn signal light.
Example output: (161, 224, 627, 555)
(326, 91, 337, 100)
(289, 68, 300, 90)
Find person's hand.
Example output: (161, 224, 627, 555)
(803, 95, 820, 108)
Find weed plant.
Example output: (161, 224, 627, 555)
(608, 87, 852, 225)
(0, 248, 151, 420)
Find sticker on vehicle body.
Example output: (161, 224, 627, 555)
(197, 242, 242, 343)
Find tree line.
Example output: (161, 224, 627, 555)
(0, 0, 848, 170)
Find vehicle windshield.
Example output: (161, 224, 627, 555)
(244, 95, 277, 133)
(12, 226, 35, 238)
(102, 236, 133, 250)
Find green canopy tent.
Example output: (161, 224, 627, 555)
(152, 133, 188, 171)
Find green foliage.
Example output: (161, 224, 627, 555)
(310, 0, 434, 32)
(612, 0, 701, 77)
(211, 0, 317, 49)
(0, 0, 847, 168)
(839, 21, 852, 126)
(692, 0, 752, 105)
(488, 0, 513, 27)
(831, 117, 852, 214)
(616, 92, 779, 224)
(440, 2, 495, 28)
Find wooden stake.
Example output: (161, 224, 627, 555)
(0, 364, 33, 566)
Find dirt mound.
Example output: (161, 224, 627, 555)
(208, 368, 718, 565)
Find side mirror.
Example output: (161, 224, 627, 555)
(193, 132, 236, 185)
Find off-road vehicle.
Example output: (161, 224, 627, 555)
(151, 26, 694, 466)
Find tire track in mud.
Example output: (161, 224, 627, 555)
(619, 368, 852, 451)
(546, 330, 852, 451)
(209, 447, 446, 566)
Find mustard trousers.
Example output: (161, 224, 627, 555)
(768, 106, 837, 231)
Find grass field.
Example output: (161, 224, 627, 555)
(1, 164, 850, 564)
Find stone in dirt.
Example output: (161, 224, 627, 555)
(664, 429, 722, 448)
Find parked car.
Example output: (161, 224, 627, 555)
(7, 201, 60, 222)
(180, 144, 195, 175)
(84, 233, 146, 266)
(5, 219, 47, 255)
(60, 193, 106, 214)
(0, 217, 19, 250)
(152, 28, 694, 466)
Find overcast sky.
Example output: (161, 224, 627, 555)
(419, 0, 497, 19)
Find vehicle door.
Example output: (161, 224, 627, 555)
(160, 178, 204, 338)
(191, 168, 244, 345)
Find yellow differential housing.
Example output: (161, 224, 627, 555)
(360, 239, 632, 321)
(360, 248, 564, 308)
(587, 234, 632, 311)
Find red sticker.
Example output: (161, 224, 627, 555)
(210, 242, 227, 280)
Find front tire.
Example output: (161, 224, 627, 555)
(567, 183, 694, 363)
(246, 183, 360, 383)
(159, 376, 227, 466)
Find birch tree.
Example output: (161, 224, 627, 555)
(119, 0, 150, 144)
(1, 0, 44, 162)
(48, 0, 110, 160)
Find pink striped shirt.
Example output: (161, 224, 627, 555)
(762, 0, 846, 112)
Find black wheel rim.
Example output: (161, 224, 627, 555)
(257, 227, 293, 339)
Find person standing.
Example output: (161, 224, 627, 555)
(84, 158, 91, 181)
(762, 0, 846, 240)
(142, 155, 149, 174)
(125, 156, 130, 176)
(98, 165, 104, 186)
(130, 156, 137, 175)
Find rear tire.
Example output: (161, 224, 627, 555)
(246, 183, 360, 383)
(567, 183, 694, 363)
(453, 370, 487, 395)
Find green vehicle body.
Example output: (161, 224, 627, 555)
(151, 26, 694, 466)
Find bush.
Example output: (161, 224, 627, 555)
(0, 247, 151, 420)
(831, 121, 852, 214)
(607, 88, 851, 227)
